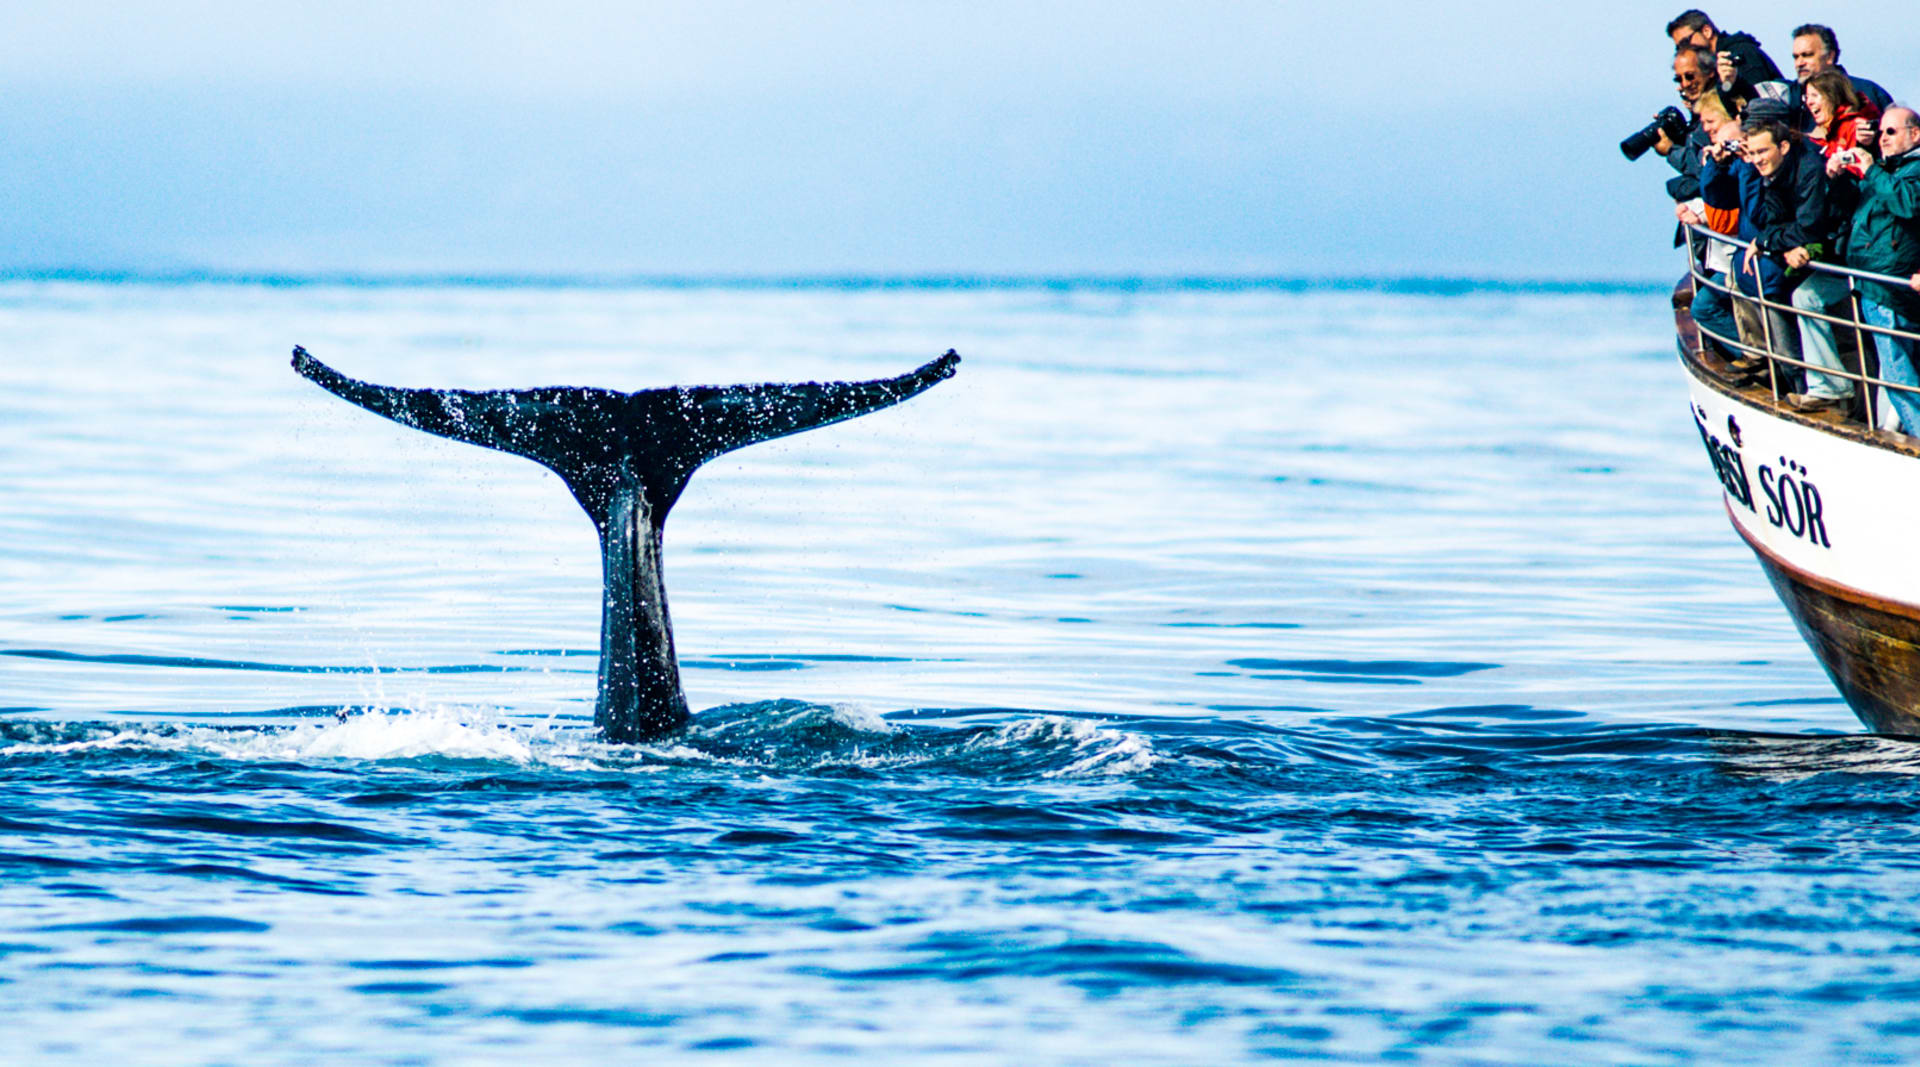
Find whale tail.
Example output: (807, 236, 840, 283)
(291, 345, 960, 527)
(291, 345, 960, 741)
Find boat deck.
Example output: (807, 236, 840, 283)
(1674, 301, 1920, 459)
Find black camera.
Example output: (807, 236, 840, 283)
(1620, 106, 1691, 161)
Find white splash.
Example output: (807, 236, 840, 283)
(0, 706, 551, 765)
(978, 716, 1160, 777)
(268, 706, 540, 762)
(818, 702, 898, 735)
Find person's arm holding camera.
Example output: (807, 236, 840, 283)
(1661, 122, 1702, 174)
(1704, 138, 1743, 164)
(1716, 51, 1738, 91)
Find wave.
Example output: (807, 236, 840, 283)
(2, 704, 1913, 786)
(0, 701, 1160, 780)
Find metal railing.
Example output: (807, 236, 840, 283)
(1683, 222, 1920, 433)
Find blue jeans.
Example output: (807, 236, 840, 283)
(1863, 299, 1920, 433)
(1690, 273, 1740, 351)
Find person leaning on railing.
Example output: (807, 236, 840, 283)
(1823, 107, 1920, 433)
(1723, 112, 1845, 412)
(1690, 111, 1829, 386)
(1676, 90, 1748, 261)
(1688, 97, 1766, 361)
(1786, 71, 1883, 415)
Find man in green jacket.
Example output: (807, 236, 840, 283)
(1830, 107, 1920, 432)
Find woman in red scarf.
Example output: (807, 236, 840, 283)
(1806, 68, 1880, 171)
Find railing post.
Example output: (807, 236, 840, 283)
(1687, 227, 1701, 300)
(1849, 279, 1878, 432)
(1757, 267, 1780, 399)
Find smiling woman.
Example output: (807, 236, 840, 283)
(1804, 67, 1877, 156)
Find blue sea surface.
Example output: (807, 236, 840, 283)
(0, 279, 1910, 1063)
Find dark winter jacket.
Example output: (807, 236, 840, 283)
(1752, 141, 1835, 262)
(1716, 30, 1783, 87)
(1841, 149, 1920, 317)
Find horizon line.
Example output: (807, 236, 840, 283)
(0, 267, 1667, 296)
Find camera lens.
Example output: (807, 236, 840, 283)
(1622, 122, 1663, 161)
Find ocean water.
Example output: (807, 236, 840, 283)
(0, 279, 1912, 1063)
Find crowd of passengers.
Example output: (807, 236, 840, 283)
(1656, 9, 1920, 434)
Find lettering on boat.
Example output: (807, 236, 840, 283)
(1693, 406, 1754, 511)
(1757, 455, 1831, 548)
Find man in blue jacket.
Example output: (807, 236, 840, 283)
(1713, 116, 1843, 411)
(1689, 120, 1771, 358)
(1691, 115, 1826, 381)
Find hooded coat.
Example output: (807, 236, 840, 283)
(1716, 30, 1783, 87)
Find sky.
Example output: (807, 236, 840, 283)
(1, 1, 1917, 280)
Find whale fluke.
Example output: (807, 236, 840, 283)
(292, 345, 960, 742)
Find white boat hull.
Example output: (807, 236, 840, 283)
(1683, 350, 1920, 733)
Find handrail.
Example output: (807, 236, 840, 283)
(1682, 222, 1920, 434)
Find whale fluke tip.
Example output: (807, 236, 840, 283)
(929, 349, 961, 379)
(291, 345, 319, 378)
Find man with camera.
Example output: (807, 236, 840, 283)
(1819, 109, 1920, 432)
(1689, 115, 1773, 361)
(1681, 99, 1758, 358)
(1690, 114, 1835, 402)
(1649, 50, 1721, 205)
(1667, 10, 1783, 95)
(1710, 114, 1842, 412)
